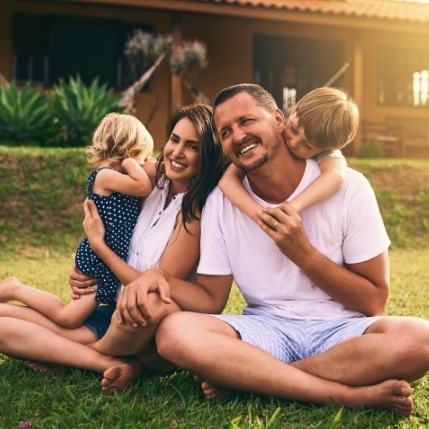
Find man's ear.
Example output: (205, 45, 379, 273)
(273, 108, 285, 132)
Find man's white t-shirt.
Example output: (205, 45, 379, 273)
(198, 159, 390, 320)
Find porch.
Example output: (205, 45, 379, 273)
(361, 116, 429, 159)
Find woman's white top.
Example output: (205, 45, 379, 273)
(127, 185, 184, 273)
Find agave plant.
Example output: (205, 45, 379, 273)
(52, 75, 122, 146)
(0, 81, 60, 145)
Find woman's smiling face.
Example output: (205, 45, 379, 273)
(163, 117, 201, 194)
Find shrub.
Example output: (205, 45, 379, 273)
(52, 75, 122, 147)
(0, 81, 60, 146)
(358, 140, 383, 158)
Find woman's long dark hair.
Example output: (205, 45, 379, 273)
(155, 104, 226, 226)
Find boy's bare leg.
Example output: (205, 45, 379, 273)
(153, 312, 414, 415)
(291, 316, 429, 385)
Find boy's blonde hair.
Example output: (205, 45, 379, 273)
(292, 87, 359, 151)
(88, 113, 154, 167)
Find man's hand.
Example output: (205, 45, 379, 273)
(257, 202, 315, 267)
(69, 265, 97, 299)
(116, 268, 172, 327)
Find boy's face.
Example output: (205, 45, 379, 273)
(283, 113, 322, 159)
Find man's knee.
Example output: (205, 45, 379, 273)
(373, 316, 429, 359)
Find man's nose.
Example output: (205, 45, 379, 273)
(232, 127, 246, 143)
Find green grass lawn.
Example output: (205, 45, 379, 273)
(1, 250, 428, 429)
(1, 147, 429, 428)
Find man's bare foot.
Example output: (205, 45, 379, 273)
(101, 358, 145, 392)
(194, 375, 230, 400)
(28, 361, 66, 374)
(0, 277, 22, 302)
(344, 380, 414, 416)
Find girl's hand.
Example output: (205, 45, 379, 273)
(82, 199, 105, 252)
(121, 157, 139, 172)
(69, 265, 97, 299)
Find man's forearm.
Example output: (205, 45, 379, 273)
(159, 269, 232, 314)
(299, 248, 389, 316)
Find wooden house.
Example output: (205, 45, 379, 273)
(1, 0, 429, 156)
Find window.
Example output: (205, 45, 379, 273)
(13, 14, 151, 89)
(413, 70, 429, 107)
(253, 34, 344, 113)
(378, 47, 429, 108)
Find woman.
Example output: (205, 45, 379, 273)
(0, 104, 225, 385)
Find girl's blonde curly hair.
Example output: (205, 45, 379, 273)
(87, 113, 154, 167)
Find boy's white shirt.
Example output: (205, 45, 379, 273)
(315, 148, 345, 164)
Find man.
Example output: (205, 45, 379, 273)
(109, 84, 429, 415)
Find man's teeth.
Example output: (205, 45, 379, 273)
(240, 144, 257, 155)
(171, 160, 185, 169)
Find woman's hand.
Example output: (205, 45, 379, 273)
(69, 265, 97, 299)
(116, 268, 172, 327)
(82, 199, 105, 252)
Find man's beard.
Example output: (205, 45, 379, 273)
(236, 154, 270, 172)
(231, 134, 281, 173)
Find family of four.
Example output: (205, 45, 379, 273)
(1, 83, 429, 416)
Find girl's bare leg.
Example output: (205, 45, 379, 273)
(0, 277, 97, 328)
(0, 302, 96, 344)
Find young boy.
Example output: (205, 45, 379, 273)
(219, 87, 359, 220)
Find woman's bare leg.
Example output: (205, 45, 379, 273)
(94, 295, 181, 391)
(0, 301, 143, 390)
(0, 317, 127, 374)
(0, 302, 96, 344)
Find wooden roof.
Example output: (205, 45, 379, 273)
(54, 0, 429, 29)
(199, 0, 429, 23)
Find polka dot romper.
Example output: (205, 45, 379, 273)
(75, 167, 141, 304)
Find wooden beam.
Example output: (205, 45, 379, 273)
(170, 12, 183, 113)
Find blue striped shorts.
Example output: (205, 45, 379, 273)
(215, 307, 380, 363)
